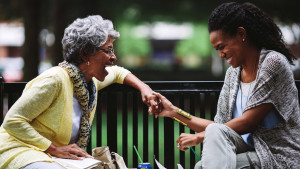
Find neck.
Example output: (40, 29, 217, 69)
(78, 63, 92, 83)
(241, 47, 261, 83)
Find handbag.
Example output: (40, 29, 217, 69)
(92, 146, 127, 169)
(112, 152, 127, 169)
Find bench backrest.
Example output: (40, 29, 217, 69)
(1, 77, 299, 168)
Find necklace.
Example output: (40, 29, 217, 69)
(240, 56, 258, 111)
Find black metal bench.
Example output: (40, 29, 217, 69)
(1, 76, 299, 169)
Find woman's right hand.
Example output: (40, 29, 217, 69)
(151, 92, 178, 118)
(176, 132, 204, 151)
(45, 143, 93, 160)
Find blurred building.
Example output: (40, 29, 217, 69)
(0, 22, 24, 82)
(0, 21, 299, 81)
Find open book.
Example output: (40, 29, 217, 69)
(52, 157, 102, 169)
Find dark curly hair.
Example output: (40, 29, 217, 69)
(208, 2, 296, 64)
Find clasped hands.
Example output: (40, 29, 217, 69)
(143, 92, 203, 151)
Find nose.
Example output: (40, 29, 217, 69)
(219, 51, 225, 58)
(110, 53, 117, 62)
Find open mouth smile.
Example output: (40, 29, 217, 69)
(225, 57, 232, 64)
(104, 61, 114, 68)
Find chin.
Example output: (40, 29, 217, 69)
(230, 62, 238, 68)
(231, 64, 238, 68)
(96, 74, 107, 82)
(96, 77, 105, 82)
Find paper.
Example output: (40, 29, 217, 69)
(154, 156, 184, 169)
(154, 156, 167, 169)
(177, 164, 184, 169)
(52, 157, 102, 169)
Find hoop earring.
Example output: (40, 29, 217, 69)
(86, 61, 90, 66)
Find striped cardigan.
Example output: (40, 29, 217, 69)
(214, 49, 300, 168)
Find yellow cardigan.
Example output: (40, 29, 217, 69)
(0, 66, 130, 169)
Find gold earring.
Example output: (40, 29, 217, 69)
(86, 61, 90, 66)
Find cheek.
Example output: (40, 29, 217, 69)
(99, 56, 108, 64)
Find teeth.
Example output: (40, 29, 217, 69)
(226, 57, 231, 63)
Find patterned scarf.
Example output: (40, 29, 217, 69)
(59, 61, 96, 148)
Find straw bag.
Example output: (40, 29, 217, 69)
(92, 146, 127, 169)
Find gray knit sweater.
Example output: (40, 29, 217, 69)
(214, 49, 300, 168)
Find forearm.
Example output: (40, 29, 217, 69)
(167, 107, 214, 133)
(224, 117, 253, 135)
(225, 103, 273, 134)
(3, 116, 52, 150)
(123, 73, 150, 91)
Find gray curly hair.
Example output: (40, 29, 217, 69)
(62, 15, 120, 65)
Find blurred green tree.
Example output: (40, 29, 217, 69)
(116, 23, 151, 68)
(175, 24, 212, 68)
(0, 0, 299, 80)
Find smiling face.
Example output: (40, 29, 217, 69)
(209, 30, 245, 68)
(86, 36, 117, 82)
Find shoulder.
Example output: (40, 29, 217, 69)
(261, 50, 291, 72)
(25, 67, 69, 91)
(224, 66, 240, 82)
(38, 66, 70, 83)
(39, 66, 69, 79)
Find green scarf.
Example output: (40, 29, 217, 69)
(59, 61, 96, 148)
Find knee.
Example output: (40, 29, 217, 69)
(205, 123, 225, 133)
(194, 160, 202, 169)
(204, 123, 227, 140)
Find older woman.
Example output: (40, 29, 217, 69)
(153, 2, 300, 169)
(0, 15, 158, 169)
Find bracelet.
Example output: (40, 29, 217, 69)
(173, 117, 187, 126)
(177, 108, 192, 120)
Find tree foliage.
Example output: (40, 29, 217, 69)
(0, 0, 299, 80)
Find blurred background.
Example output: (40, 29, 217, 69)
(0, 0, 300, 82)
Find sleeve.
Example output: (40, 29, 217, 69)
(214, 67, 232, 123)
(95, 65, 131, 91)
(246, 53, 298, 121)
(2, 76, 61, 151)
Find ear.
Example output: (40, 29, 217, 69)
(80, 50, 89, 63)
(237, 27, 247, 41)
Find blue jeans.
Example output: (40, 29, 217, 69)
(194, 123, 261, 169)
(21, 162, 64, 169)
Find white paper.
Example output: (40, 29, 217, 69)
(177, 164, 184, 169)
(154, 157, 167, 169)
(52, 157, 101, 169)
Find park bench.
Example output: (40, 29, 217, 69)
(1, 76, 299, 168)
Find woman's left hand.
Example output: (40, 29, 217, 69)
(45, 143, 93, 160)
(176, 132, 204, 151)
(123, 73, 160, 115)
(140, 87, 160, 115)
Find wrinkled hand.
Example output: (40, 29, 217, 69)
(45, 143, 93, 160)
(150, 92, 177, 118)
(141, 87, 160, 115)
(176, 132, 204, 151)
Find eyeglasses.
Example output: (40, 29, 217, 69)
(98, 48, 114, 55)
